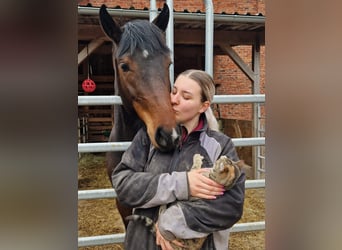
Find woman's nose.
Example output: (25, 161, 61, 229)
(170, 93, 178, 104)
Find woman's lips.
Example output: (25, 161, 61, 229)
(172, 108, 179, 114)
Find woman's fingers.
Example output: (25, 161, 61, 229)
(171, 239, 186, 248)
(161, 240, 174, 250)
(187, 169, 225, 199)
(155, 223, 175, 250)
(198, 169, 223, 187)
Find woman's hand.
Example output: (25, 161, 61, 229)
(155, 222, 185, 250)
(187, 168, 225, 199)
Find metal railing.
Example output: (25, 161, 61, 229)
(78, 94, 265, 247)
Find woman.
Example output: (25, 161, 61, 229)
(112, 69, 245, 249)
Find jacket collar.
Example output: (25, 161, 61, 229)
(180, 113, 208, 143)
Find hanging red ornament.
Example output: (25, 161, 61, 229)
(82, 78, 96, 93)
(82, 43, 96, 93)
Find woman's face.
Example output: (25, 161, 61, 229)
(170, 75, 209, 128)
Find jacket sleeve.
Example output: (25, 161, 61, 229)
(111, 129, 188, 208)
(158, 136, 245, 240)
(158, 173, 245, 240)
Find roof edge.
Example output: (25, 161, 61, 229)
(78, 6, 265, 24)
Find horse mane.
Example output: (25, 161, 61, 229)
(116, 20, 170, 57)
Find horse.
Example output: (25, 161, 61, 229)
(99, 4, 180, 228)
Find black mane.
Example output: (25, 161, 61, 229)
(116, 20, 170, 57)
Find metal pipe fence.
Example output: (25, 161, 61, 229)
(78, 179, 265, 247)
(78, 179, 265, 200)
(78, 222, 265, 247)
(78, 137, 265, 153)
(78, 94, 265, 247)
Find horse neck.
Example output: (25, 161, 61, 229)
(113, 101, 144, 141)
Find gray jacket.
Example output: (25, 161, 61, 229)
(112, 116, 245, 250)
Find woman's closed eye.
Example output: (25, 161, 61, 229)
(183, 94, 191, 100)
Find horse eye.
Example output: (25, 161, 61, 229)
(120, 63, 130, 72)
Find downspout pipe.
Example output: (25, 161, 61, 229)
(204, 0, 214, 77)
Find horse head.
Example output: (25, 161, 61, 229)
(99, 4, 180, 152)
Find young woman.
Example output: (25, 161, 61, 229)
(112, 69, 245, 249)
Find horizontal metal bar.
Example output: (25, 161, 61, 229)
(78, 96, 122, 106)
(78, 179, 265, 200)
(78, 138, 265, 153)
(78, 233, 125, 247)
(244, 179, 265, 189)
(232, 137, 265, 147)
(78, 188, 117, 200)
(78, 189, 113, 200)
(213, 94, 265, 103)
(230, 221, 265, 233)
(78, 141, 131, 153)
(79, 6, 148, 18)
(78, 94, 265, 106)
(77, 221, 265, 246)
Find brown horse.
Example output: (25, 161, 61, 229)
(99, 4, 180, 228)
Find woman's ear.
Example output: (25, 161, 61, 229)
(199, 101, 210, 113)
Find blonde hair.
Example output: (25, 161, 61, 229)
(178, 69, 219, 131)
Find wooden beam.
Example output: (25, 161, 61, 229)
(218, 43, 255, 82)
(174, 29, 264, 46)
(78, 25, 106, 41)
(78, 37, 107, 65)
(78, 24, 265, 45)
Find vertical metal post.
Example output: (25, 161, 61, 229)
(150, 0, 174, 85)
(203, 0, 214, 77)
(166, 0, 174, 85)
(78, 117, 81, 158)
(252, 40, 261, 178)
(149, 0, 157, 21)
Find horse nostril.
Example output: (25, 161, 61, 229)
(155, 126, 180, 152)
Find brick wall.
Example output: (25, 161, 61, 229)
(214, 45, 265, 120)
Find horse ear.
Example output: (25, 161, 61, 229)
(99, 4, 122, 44)
(152, 3, 170, 32)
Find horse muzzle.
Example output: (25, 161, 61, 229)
(155, 125, 181, 152)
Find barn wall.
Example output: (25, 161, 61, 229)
(214, 45, 265, 121)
